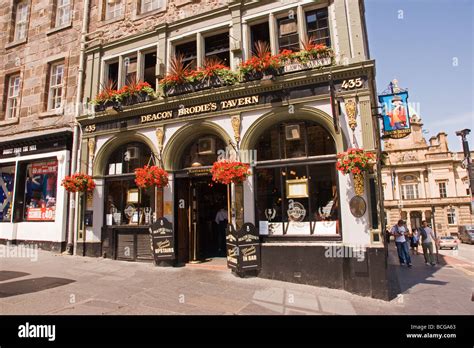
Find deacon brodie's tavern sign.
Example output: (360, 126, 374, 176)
(82, 75, 368, 134)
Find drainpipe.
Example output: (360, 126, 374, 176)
(66, 0, 90, 254)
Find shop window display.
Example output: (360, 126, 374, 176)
(255, 120, 339, 236)
(0, 164, 15, 222)
(24, 160, 58, 222)
(104, 142, 155, 226)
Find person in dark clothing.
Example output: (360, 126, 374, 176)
(215, 208, 228, 256)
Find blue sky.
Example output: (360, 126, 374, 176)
(365, 0, 473, 152)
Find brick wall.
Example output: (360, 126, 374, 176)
(0, 0, 83, 139)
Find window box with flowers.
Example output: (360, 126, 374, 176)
(279, 36, 334, 74)
(90, 81, 121, 112)
(336, 148, 374, 196)
(239, 41, 281, 82)
(61, 173, 96, 193)
(187, 58, 238, 92)
(118, 80, 156, 106)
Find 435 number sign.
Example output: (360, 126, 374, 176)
(341, 78, 364, 90)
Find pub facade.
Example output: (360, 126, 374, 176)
(77, 0, 389, 299)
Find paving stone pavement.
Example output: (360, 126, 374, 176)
(0, 246, 473, 315)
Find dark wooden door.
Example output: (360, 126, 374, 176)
(176, 178, 190, 263)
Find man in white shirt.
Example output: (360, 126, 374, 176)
(417, 220, 437, 266)
(390, 219, 412, 267)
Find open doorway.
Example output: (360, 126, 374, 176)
(175, 176, 228, 264)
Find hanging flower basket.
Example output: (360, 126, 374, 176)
(134, 165, 169, 189)
(61, 173, 96, 193)
(211, 160, 251, 185)
(336, 148, 374, 196)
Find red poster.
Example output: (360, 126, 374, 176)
(31, 160, 58, 175)
(26, 207, 56, 221)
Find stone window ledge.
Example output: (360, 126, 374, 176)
(46, 23, 73, 36)
(133, 7, 166, 21)
(39, 109, 64, 118)
(0, 117, 20, 127)
(98, 15, 126, 27)
(5, 38, 27, 50)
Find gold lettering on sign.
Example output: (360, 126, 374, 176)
(84, 124, 96, 133)
(140, 111, 173, 124)
(221, 95, 259, 110)
(178, 102, 218, 117)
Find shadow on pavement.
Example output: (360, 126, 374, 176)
(387, 244, 449, 299)
(0, 277, 75, 298)
(0, 270, 30, 282)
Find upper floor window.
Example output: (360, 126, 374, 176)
(250, 21, 270, 55)
(278, 16, 299, 52)
(175, 40, 197, 70)
(204, 32, 230, 66)
(141, 0, 163, 13)
(56, 0, 71, 27)
(105, 0, 123, 20)
(48, 62, 65, 110)
(447, 209, 456, 225)
(438, 182, 447, 198)
(6, 75, 21, 119)
(401, 184, 418, 200)
(305, 8, 330, 47)
(14, 2, 29, 41)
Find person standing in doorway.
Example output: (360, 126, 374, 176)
(215, 207, 228, 256)
(417, 220, 437, 266)
(391, 219, 412, 267)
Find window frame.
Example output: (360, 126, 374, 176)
(401, 183, 419, 200)
(105, 0, 124, 21)
(48, 62, 65, 111)
(6, 74, 21, 120)
(438, 181, 447, 198)
(140, 0, 163, 14)
(55, 0, 72, 28)
(447, 209, 456, 225)
(276, 14, 300, 52)
(14, 1, 29, 42)
(304, 7, 331, 47)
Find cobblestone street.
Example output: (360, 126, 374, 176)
(1, 245, 473, 315)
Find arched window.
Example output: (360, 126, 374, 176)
(254, 120, 339, 237)
(179, 135, 227, 169)
(104, 142, 155, 226)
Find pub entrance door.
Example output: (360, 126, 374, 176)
(175, 175, 228, 264)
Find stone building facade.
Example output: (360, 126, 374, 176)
(0, 0, 83, 250)
(381, 113, 473, 236)
(76, 0, 390, 299)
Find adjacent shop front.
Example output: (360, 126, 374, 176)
(77, 61, 390, 299)
(0, 131, 72, 252)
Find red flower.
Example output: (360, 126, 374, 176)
(335, 148, 373, 175)
(134, 165, 169, 189)
(210, 160, 251, 185)
(61, 173, 95, 193)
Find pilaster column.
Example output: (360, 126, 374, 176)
(419, 170, 426, 198)
(269, 13, 277, 55)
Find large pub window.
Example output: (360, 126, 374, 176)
(255, 120, 340, 237)
(104, 142, 155, 226)
(250, 21, 270, 55)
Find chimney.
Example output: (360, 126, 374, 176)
(429, 136, 437, 147)
(437, 132, 449, 152)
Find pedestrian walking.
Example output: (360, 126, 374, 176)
(390, 219, 412, 267)
(409, 228, 419, 255)
(417, 220, 436, 266)
(385, 229, 391, 244)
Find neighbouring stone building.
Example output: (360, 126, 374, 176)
(75, 0, 390, 299)
(382, 112, 473, 236)
(0, 0, 84, 250)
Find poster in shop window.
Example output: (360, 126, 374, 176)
(24, 160, 58, 221)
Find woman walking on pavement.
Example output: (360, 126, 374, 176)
(390, 219, 412, 267)
(410, 228, 419, 255)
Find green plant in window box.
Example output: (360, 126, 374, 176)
(159, 54, 194, 97)
(90, 80, 120, 112)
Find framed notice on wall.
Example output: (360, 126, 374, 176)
(286, 179, 309, 198)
